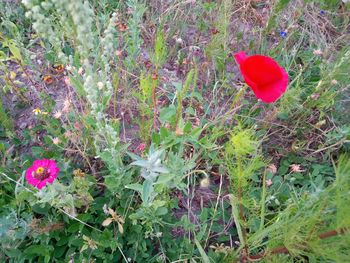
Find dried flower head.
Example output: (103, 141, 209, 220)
(73, 169, 85, 177)
(43, 75, 53, 85)
(267, 164, 277, 174)
(102, 207, 124, 234)
(53, 64, 64, 74)
(313, 49, 323, 56)
(290, 164, 305, 173)
(266, 179, 273, 187)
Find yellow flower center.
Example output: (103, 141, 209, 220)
(36, 167, 45, 174)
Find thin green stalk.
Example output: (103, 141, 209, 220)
(259, 171, 267, 231)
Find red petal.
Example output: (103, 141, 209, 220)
(241, 55, 282, 86)
(233, 51, 247, 65)
(250, 67, 288, 103)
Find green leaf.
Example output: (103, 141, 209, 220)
(141, 180, 153, 205)
(194, 238, 211, 263)
(159, 105, 176, 124)
(125, 183, 143, 193)
(24, 244, 51, 257)
(8, 39, 23, 62)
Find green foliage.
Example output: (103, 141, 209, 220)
(0, 0, 349, 262)
(152, 29, 167, 69)
(205, 0, 232, 73)
(266, 0, 292, 33)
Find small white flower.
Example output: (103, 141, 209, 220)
(52, 137, 60, 145)
(97, 82, 104, 90)
(176, 38, 183, 45)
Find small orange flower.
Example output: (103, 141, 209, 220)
(43, 75, 53, 85)
(117, 23, 128, 32)
(53, 64, 64, 74)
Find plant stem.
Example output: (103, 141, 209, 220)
(236, 156, 249, 260)
(259, 171, 267, 231)
(152, 73, 157, 130)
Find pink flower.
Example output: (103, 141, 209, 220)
(136, 143, 146, 153)
(25, 159, 60, 190)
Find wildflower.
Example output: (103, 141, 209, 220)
(176, 38, 184, 45)
(310, 93, 320, 100)
(115, 50, 123, 57)
(42, 75, 53, 85)
(331, 79, 338, 85)
(25, 159, 60, 190)
(78, 67, 84, 75)
(53, 64, 64, 74)
(175, 127, 184, 136)
(74, 122, 82, 131)
(33, 108, 42, 115)
(233, 51, 289, 103)
(52, 137, 60, 145)
(151, 72, 158, 80)
(267, 164, 277, 174)
(33, 108, 48, 115)
(62, 99, 71, 113)
(73, 169, 85, 177)
(117, 22, 128, 32)
(313, 49, 323, 56)
(66, 65, 73, 72)
(200, 177, 210, 188)
(266, 179, 273, 187)
(136, 143, 146, 153)
(290, 164, 305, 173)
(320, 10, 326, 15)
(279, 30, 287, 38)
(97, 82, 104, 90)
(53, 110, 62, 119)
(63, 76, 71, 86)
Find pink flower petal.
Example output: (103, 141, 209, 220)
(25, 159, 59, 190)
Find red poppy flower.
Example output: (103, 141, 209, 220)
(233, 51, 288, 103)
